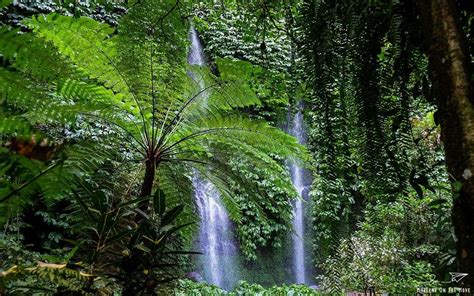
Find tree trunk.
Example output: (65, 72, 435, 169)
(419, 0, 474, 288)
(139, 157, 156, 197)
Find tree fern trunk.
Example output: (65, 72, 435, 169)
(140, 157, 156, 197)
(419, 0, 474, 287)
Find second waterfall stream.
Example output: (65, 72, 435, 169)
(288, 102, 311, 285)
(187, 27, 312, 289)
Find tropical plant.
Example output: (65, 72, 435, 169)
(26, 1, 304, 210)
(0, 0, 305, 225)
(0, 261, 92, 295)
(192, 1, 304, 259)
(0, 0, 308, 292)
(0, 220, 94, 295)
(296, 0, 452, 268)
(0, 0, 127, 29)
(1, 0, 466, 293)
(418, 0, 474, 285)
(318, 195, 443, 293)
(0, 185, 193, 295)
(69, 182, 195, 295)
(174, 279, 323, 296)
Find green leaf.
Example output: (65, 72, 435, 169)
(428, 199, 447, 208)
(153, 188, 166, 216)
(161, 205, 184, 226)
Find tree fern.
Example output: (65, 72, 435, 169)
(1, 1, 307, 251)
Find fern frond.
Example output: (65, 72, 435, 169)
(0, 116, 32, 139)
(0, 27, 75, 82)
(27, 14, 139, 112)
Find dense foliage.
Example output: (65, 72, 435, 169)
(193, 3, 299, 260)
(174, 279, 322, 296)
(0, 0, 305, 293)
(1, 0, 472, 294)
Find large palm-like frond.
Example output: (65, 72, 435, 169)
(1, 0, 307, 226)
(0, 25, 127, 218)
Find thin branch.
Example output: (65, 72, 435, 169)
(264, 2, 302, 48)
(156, 84, 217, 151)
(150, 42, 157, 152)
(160, 126, 267, 156)
(92, 104, 147, 143)
(155, 103, 173, 155)
(149, 0, 181, 38)
(80, 112, 147, 154)
(160, 149, 207, 158)
(161, 158, 209, 166)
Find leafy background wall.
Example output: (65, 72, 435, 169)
(1, 0, 472, 294)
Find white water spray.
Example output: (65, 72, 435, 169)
(289, 103, 308, 284)
(188, 28, 239, 290)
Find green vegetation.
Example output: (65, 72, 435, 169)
(174, 280, 323, 296)
(0, 0, 473, 295)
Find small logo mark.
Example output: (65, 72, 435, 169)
(450, 272, 468, 283)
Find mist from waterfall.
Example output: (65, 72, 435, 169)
(188, 27, 239, 290)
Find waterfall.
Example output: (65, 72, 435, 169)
(188, 28, 205, 67)
(288, 102, 309, 284)
(188, 27, 239, 290)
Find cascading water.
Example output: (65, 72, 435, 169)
(288, 102, 309, 284)
(188, 28, 205, 68)
(188, 27, 239, 290)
